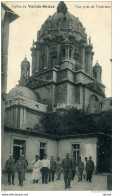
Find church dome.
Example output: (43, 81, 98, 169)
(7, 85, 38, 102)
(38, 1, 86, 41)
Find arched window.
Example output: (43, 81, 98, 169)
(62, 49, 65, 58)
(69, 49, 72, 59)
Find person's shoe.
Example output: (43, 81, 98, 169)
(68, 185, 71, 188)
(33, 180, 35, 184)
(8, 183, 11, 185)
(42, 182, 44, 184)
(65, 186, 68, 189)
(36, 180, 38, 183)
(12, 182, 15, 185)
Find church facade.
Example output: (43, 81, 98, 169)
(3, 2, 111, 172)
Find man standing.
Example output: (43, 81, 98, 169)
(83, 157, 88, 180)
(62, 153, 72, 189)
(16, 155, 27, 186)
(5, 154, 15, 185)
(56, 157, 62, 180)
(72, 156, 76, 180)
(49, 156, 56, 182)
(41, 154, 50, 184)
(77, 157, 84, 182)
(86, 156, 94, 182)
(23, 155, 28, 180)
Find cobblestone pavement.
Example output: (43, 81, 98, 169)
(2, 172, 108, 191)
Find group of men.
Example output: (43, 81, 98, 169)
(5, 154, 28, 187)
(5, 153, 94, 189)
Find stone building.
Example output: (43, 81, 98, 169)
(3, 2, 111, 172)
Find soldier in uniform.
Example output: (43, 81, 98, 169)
(86, 156, 94, 182)
(77, 157, 84, 182)
(5, 154, 15, 185)
(62, 153, 72, 189)
(16, 155, 27, 186)
(49, 156, 56, 182)
(56, 157, 62, 180)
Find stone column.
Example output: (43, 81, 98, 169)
(87, 52, 92, 75)
(81, 47, 85, 71)
(65, 47, 69, 59)
(31, 48, 36, 74)
(43, 44, 49, 70)
(20, 108, 24, 130)
(23, 108, 26, 130)
(2, 15, 9, 94)
(36, 48, 40, 72)
(46, 45, 49, 69)
(57, 43, 61, 66)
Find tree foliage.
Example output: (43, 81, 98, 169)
(35, 108, 112, 136)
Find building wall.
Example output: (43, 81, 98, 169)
(56, 83, 67, 105)
(2, 130, 58, 170)
(57, 137, 98, 168)
(67, 83, 75, 105)
(26, 110, 43, 129)
(35, 84, 54, 107)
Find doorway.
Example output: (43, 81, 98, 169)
(40, 142, 46, 160)
(13, 139, 26, 162)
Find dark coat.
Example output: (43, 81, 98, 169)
(50, 160, 56, 171)
(16, 159, 27, 172)
(62, 158, 72, 170)
(5, 158, 15, 172)
(86, 160, 94, 171)
(77, 161, 84, 171)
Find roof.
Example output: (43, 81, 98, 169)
(4, 126, 112, 140)
(7, 85, 38, 102)
(38, 2, 86, 41)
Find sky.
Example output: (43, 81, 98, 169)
(4, 1, 112, 97)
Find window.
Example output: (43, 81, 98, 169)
(51, 56, 56, 68)
(40, 142, 47, 160)
(72, 144, 80, 161)
(62, 49, 65, 58)
(94, 72, 97, 79)
(69, 49, 72, 59)
(100, 103, 103, 109)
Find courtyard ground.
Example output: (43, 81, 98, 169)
(1, 172, 110, 191)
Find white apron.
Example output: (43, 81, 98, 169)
(32, 160, 41, 180)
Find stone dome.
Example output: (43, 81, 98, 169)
(7, 85, 38, 101)
(38, 2, 86, 41)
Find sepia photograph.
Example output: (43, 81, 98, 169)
(1, 1, 112, 194)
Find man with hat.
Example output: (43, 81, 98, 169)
(5, 154, 15, 185)
(86, 156, 94, 182)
